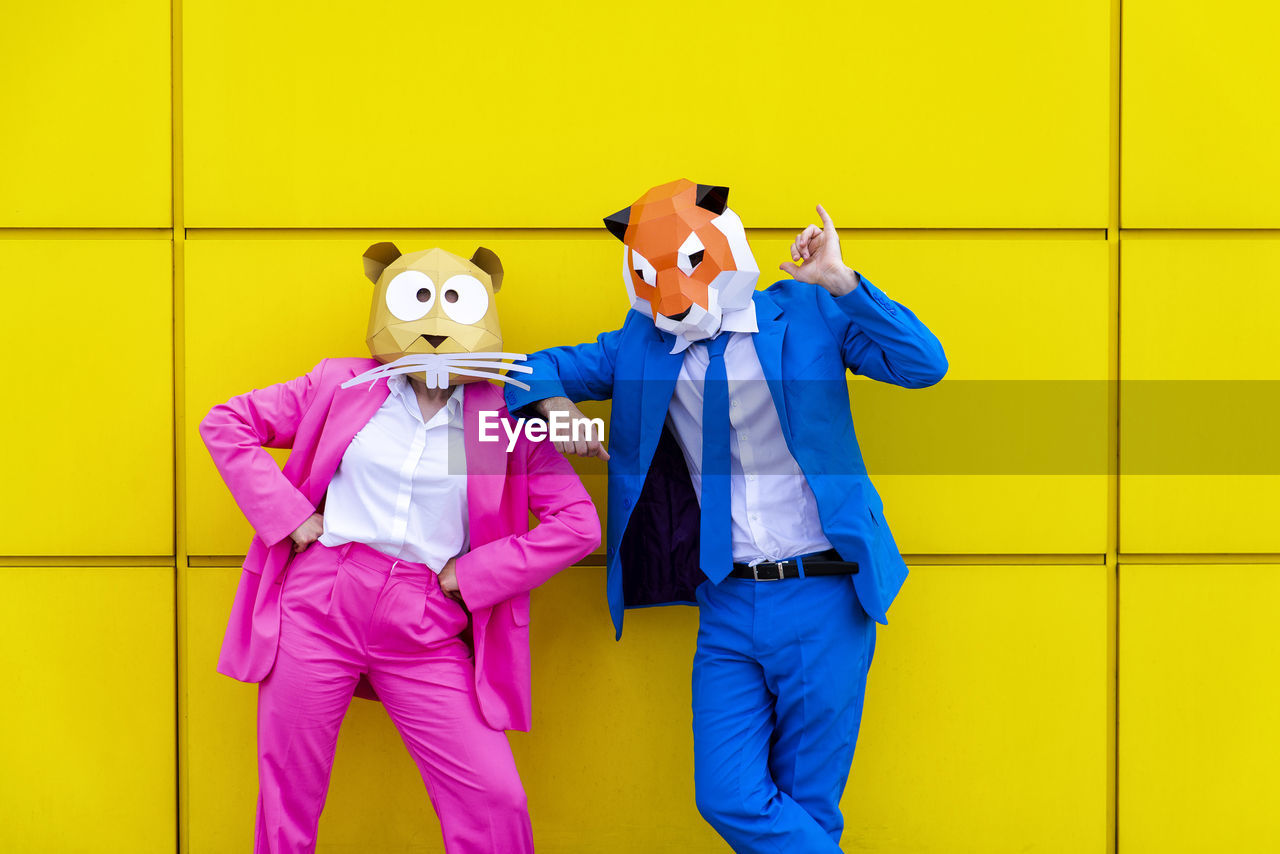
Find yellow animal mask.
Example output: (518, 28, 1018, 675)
(342, 243, 530, 390)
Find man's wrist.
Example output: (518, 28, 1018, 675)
(536, 395, 571, 418)
(821, 266, 860, 297)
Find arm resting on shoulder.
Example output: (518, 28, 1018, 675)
(504, 325, 624, 416)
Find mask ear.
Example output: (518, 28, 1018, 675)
(695, 184, 730, 215)
(470, 246, 504, 292)
(362, 241, 402, 284)
(603, 206, 631, 242)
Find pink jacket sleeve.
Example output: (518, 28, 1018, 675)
(198, 361, 324, 548)
(455, 435, 601, 611)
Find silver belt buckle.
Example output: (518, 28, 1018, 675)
(752, 561, 787, 581)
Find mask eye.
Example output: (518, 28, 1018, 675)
(440, 274, 490, 325)
(677, 232, 706, 276)
(385, 270, 436, 321)
(631, 249, 657, 285)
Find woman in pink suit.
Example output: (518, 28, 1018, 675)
(200, 243, 600, 854)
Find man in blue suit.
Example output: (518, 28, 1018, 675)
(505, 179, 946, 852)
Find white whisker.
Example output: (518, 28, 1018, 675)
(435, 361, 533, 374)
(442, 367, 531, 391)
(341, 352, 532, 390)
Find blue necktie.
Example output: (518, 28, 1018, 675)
(699, 333, 733, 583)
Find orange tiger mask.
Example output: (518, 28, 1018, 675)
(604, 178, 760, 343)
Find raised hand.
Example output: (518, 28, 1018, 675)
(778, 204, 860, 297)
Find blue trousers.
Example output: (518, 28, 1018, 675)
(692, 574, 875, 853)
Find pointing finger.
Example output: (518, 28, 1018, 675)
(816, 204, 835, 232)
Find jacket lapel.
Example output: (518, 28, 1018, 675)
(749, 290, 792, 440)
(639, 327, 687, 457)
(306, 379, 391, 505)
(464, 382, 507, 543)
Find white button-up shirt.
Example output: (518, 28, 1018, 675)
(666, 305, 834, 564)
(318, 378, 468, 571)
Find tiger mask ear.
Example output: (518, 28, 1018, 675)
(695, 184, 729, 215)
(604, 206, 630, 242)
(469, 247, 504, 292)
(362, 241, 402, 284)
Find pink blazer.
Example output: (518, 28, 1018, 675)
(199, 358, 601, 732)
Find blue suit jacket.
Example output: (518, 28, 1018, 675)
(506, 275, 946, 637)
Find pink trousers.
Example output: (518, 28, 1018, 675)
(254, 541, 534, 854)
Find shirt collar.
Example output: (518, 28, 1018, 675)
(388, 374, 464, 425)
(668, 300, 760, 355)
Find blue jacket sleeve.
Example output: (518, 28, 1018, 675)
(505, 325, 624, 415)
(816, 272, 948, 389)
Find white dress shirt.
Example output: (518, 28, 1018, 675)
(318, 378, 468, 571)
(665, 304, 835, 565)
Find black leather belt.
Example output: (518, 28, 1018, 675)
(729, 549, 858, 581)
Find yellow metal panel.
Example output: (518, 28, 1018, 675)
(0, 566, 175, 852)
(186, 566, 450, 850)
(0, 238, 173, 555)
(183, 1, 1108, 228)
(0, 2, 170, 226)
(184, 568, 256, 852)
(183, 233, 624, 556)
(1120, 238, 1280, 380)
(847, 563, 1110, 851)
(1119, 238, 1280, 552)
(1119, 563, 1280, 852)
(1123, 1, 1280, 227)
(1120, 475, 1280, 555)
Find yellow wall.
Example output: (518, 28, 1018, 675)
(1, 0, 1277, 852)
